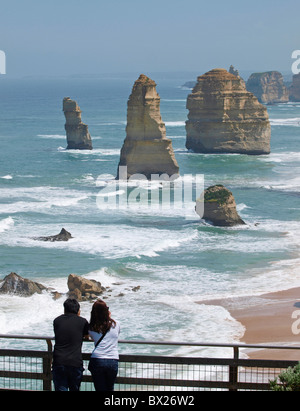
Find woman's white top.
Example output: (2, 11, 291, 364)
(89, 321, 120, 360)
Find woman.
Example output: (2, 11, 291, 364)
(88, 299, 120, 391)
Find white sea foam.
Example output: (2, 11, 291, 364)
(38, 134, 66, 139)
(197, 257, 300, 303)
(236, 203, 250, 212)
(95, 121, 126, 126)
(266, 177, 300, 193)
(161, 99, 186, 102)
(0, 217, 14, 233)
(0, 291, 63, 335)
(165, 121, 186, 127)
(248, 174, 300, 193)
(270, 117, 300, 127)
(57, 147, 120, 156)
(155, 295, 245, 350)
(0, 186, 92, 214)
(0, 175, 13, 180)
(258, 151, 300, 164)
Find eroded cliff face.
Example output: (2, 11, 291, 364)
(117, 74, 179, 179)
(246, 71, 289, 104)
(289, 73, 300, 102)
(185, 69, 271, 155)
(63, 97, 93, 150)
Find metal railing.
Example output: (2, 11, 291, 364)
(0, 334, 299, 391)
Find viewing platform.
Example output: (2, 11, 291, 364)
(0, 334, 299, 391)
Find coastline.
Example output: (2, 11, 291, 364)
(201, 287, 300, 361)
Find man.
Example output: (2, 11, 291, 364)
(52, 298, 89, 391)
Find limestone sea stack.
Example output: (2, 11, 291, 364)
(117, 74, 179, 179)
(289, 73, 300, 102)
(196, 185, 246, 227)
(63, 97, 93, 150)
(186, 69, 271, 155)
(246, 71, 289, 104)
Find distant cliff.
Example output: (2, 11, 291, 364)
(185, 69, 271, 155)
(117, 74, 179, 179)
(246, 71, 289, 104)
(289, 73, 300, 102)
(63, 97, 93, 150)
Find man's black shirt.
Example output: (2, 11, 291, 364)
(53, 313, 89, 368)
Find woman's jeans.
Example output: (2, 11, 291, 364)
(88, 358, 119, 391)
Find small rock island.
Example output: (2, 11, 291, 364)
(196, 185, 246, 227)
(34, 228, 73, 242)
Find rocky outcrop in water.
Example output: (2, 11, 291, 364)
(63, 97, 93, 150)
(0, 272, 46, 296)
(196, 185, 246, 227)
(289, 73, 300, 102)
(117, 74, 179, 179)
(0, 272, 61, 299)
(34, 228, 73, 242)
(67, 274, 105, 301)
(246, 71, 289, 104)
(185, 69, 271, 155)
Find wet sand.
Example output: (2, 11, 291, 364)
(201, 287, 300, 361)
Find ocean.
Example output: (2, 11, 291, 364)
(0, 73, 299, 356)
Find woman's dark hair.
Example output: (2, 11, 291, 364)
(64, 298, 80, 314)
(89, 299, 116, 334)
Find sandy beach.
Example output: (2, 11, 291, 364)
(202, 287, 300, 361)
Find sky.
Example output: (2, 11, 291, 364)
(0, 0, 299, 77)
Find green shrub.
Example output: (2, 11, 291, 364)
(204, 185, 231, 205)
(270, 363, 300, 391)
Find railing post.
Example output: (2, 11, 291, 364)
(229, 346, 239, 391)
(43, 339, 53, 391)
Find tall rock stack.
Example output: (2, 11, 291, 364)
(117, 74, 179, 179)
(185, 69, 271, 155)
(246, 71, 289, 104)
(63, 97, 93, 150)
(289, 73, 300, 102)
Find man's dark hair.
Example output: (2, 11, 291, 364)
(64, 298, 80, 314)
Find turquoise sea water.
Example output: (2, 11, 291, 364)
(0, 74, 299, 355)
